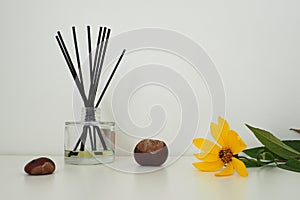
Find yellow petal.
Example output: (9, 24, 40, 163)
(210, 122, 226, 147)
(215, 163, 234, 176)
(232, 157, 248, 177)
(193, 138, 221, 154)
(194, 152, 219, 162)
(210, 117, 230, 147)
(193, 161, 224, 172)
(225, 130, 247, 154)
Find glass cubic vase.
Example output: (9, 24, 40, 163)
(64, 107, 115, 165)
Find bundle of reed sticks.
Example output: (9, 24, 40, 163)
(55, 26, 125, 154)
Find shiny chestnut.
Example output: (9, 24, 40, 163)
(134, 139, 168, 166)
(24, 157, 55, 175)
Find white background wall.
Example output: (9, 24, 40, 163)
(1, 0, 300, 155)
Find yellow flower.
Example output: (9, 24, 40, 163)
(193, 117, 248, 177)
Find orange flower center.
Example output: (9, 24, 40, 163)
(218, 148, 233, 163)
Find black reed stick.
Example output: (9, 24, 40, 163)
(87, 126, 95, 150)
(93, 28, 110, 102)
(80, 126, 88, 151)
(55, 34, 88, 105)
(87, 26, 93, 97)
(95, 49, 126, 107)
(88, 27, 106, 104)
(95, 126, 107, 150)
(94, 27, 107, 85)
(72, 27, 84, 86)
(56, 32, 78, 80)
(90, 27, 107, 103)
(93, 27, 103, 78)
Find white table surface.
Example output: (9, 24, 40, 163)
(0, 155, 299, 200)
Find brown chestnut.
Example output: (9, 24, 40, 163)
(134, 139, 168, 166)
(24, 157, 55, 175)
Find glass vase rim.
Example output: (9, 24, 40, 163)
(65, 121, 115, 126)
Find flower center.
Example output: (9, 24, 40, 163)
(219, 148, 233, 163)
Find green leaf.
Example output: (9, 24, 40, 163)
(243, 147, 284, 160)
(277, 159, 300, 172)
(243, 147, 270, 159)
(282, 140, 300, 153)
(243, 140, 300, 160)
(245, 124, 300, 160)
(243, 147, 264, 158)
(239, 157, 265, 168)
(257, 151, 276, 163)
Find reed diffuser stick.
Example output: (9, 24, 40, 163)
(91, 28, 108, 104)
(87, 25, 93, 99)
(94, 28, 111, 102)
(55, 34, 88, 105)
(72, 27, 84, 88)
(92, 27, 103, 81)
(96, 49, 126, 107)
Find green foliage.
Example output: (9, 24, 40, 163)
(277, 159, 300, 172)
(243, 147, 283, 160)
(281, 140, 300, 152)
(238, 157, 265, 168)
(245, 125, 300, 159)
(241, 125, 300, 173)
